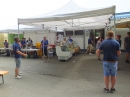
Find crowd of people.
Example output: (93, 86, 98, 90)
(2, 31, 130, 93)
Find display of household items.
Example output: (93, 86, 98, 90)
(60, 37, 80, 55)
(56, 36, 80, 60)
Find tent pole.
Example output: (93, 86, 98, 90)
(35, 31, 37, 44)
(114, 14, 116, 39)
(18, 23, 19, 37)
(83, 30, 85, 51)
(49, 30, 51, 44)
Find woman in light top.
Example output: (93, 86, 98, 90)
(96, 37, 102, 60)
(54, 35, 61, 46)
(62, 37, 68, 46)
(96, 37, 102, 49)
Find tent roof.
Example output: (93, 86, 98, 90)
(35, 0, 89, 18)
(0, 24, 45, 33)
(111, 12, 130, 20)
(18, 1, 115, 30)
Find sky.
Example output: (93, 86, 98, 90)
(0, 0, 129, 30)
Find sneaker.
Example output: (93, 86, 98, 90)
(126, 60, 130, 63)
(110, 88, 116, 93)
(89, 53, 92, 55)
(19, 73, 23, 76)
(104, 88, 109, 93)
(15, 75, 22, 79)
(42, 60, 45, 63)
(98, 59, 102, 61)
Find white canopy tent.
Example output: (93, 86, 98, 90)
(0, 24, 43, 33)
(18, 1, 116, 31)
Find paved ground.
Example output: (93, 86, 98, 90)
(0, 52, 130, 97)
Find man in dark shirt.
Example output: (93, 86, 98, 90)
(68, 36, 73, 43)
(4, 40, 9, 48)
(13, 36, 27, 79)
(124, 32, 130, 63)
(21, 38, 26, 49)
(86, 36, 93, 55)
(96, 30, 121, 93)
(4, 40, 10, 56)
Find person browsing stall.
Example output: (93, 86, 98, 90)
(4, 40, 10, 56)
(26, 37, 33, 48)
(68, 36, 73, 43)
(41, 36, 49, 62)
(4, 40, 9, 48)
(21, 38, 26, 49)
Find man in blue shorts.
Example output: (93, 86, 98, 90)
(13, 36, 27, 79)
(96, 30, 121, 93)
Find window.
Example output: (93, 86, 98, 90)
(57, 32, 64, 36)
(75, 30, 83, 35)
(66, 30, 73, 36)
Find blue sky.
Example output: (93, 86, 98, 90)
(0, 0, 129, 29)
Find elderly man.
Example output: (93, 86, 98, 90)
(96, 30, 121, 93)
(26, 37, 33, 48)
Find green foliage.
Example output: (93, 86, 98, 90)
(8, 34, 24, 44)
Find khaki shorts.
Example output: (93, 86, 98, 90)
(87, 44, 93, 51)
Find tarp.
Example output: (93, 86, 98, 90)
(18, 1, 115, 30)
(111, 12, 130, 28)
(116, 20, 130, 28)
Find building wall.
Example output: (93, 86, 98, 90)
(24, 30, 88, 49)
(0, 33, 8, 48)
(24, 30, 57, 46)
(0, 34, 4, 48)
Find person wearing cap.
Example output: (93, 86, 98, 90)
(13, 36, 27, 79)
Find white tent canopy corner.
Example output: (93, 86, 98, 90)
(18, 1, 116, 30)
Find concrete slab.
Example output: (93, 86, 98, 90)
(0, 52, 130, 97)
